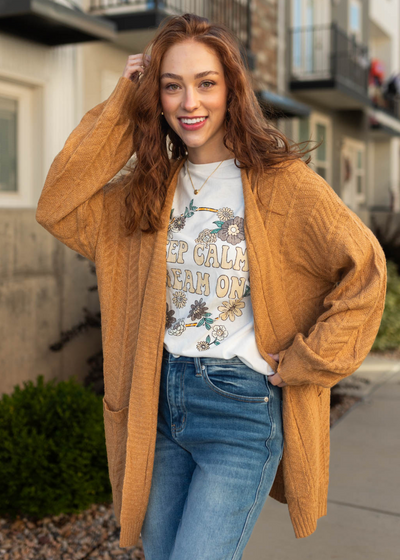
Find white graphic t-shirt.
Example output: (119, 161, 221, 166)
(164, 157, 274, 376)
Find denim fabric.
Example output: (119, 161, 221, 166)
(140, 347, 284, 560)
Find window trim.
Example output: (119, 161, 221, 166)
(292, 111, 332, 186)
(0, 80, 34, 208)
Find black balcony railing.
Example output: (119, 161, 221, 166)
(88, 0, 252, 51)
(289, 23, 369, 95)
(370, 83, 400, 121)
(382, 94, 400, 120)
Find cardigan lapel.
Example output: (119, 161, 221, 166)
(120, 156, 186, 542)
(240, 165, 298, 363)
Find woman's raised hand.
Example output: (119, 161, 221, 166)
(122, 53, 151, 83)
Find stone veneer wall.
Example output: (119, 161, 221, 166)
(250, 0, 278, 92)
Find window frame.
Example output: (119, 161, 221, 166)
(292, 111, 332, 185)
(0, 80, 34, 208)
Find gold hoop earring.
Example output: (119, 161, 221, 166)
(161, 111, 164, 115)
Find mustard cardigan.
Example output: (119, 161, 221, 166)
(36, 77, 387, 548)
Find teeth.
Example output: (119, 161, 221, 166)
(181, 117, 206, 124)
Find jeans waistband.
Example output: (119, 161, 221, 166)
(162, 346, 244, 365)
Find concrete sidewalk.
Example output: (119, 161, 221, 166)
(243, 355, 400, 560)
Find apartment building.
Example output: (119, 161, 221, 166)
(278, 0, 400, 223)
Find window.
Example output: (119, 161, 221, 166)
(292, 0, 315, 73)
(355, 147, 365, 201)
(299, 117, 310, 144)
(0, 97, 17, 192)
(0, 81, 34, 208)
(291, 0, 332, 78)
(349, 0, 362, 42)
(292, 112, 332, 184)
(315, 122, 328, 179)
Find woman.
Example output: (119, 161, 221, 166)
(36, 13, 387, 559)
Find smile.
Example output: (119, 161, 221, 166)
(178, 117, 208, 130)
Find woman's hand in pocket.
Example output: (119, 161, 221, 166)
(267, 353, 288, 387)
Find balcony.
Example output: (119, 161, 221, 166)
(367, 64, 400, 138)
(87, 0, 254, 69)
(0, 0, 116, 46)
(289, 23, 371, 110)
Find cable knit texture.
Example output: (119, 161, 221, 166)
(36, 77, 387, 548)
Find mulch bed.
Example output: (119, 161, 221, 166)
(2, 354, 391, 559)
(0, 505, 144, 560)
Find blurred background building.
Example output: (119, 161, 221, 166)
(1, 0, 399, 394)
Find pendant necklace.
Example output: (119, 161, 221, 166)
(186, 157, 230, 195)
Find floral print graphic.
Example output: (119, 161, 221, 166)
(187, 298, 209, 321)
(212, 324, 229, 341)
(217, 299, 245, 321)
(195, 229, 217, 247)
(165, 303, 176, 330)
(168, 199, 198, 240)
(243, 284, 251, 298)
(196, 213, 244, 247)
(217, 216, 245, 245)
(169, 215, 186, 234)
(166, 195, 250, 352)
(217, 207, 234, 221)
(168, 318, 186, 336)
(196, 340, 211, 351)
(196, 311, 214, 331)
(172, 290, 187, 309)
(196, 324, 229, 351)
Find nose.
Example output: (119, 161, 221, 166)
(181, 86, 200, 113)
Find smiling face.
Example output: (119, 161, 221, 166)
(160, 39, 235, 164)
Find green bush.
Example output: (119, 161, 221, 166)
(0, 375, 112, 520)
(372, 259, 400, 351)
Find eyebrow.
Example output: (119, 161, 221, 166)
(160, 70, 220, 80)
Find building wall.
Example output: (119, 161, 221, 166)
(369, 0, 400, 211)
(373, 141, 393, 207)
(251, 0, 278, 91)
(80, 41, 132, 110)
(370, 0, 400, 69)
(0, 35, 101, 396)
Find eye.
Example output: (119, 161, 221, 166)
(165, 83, 179, 91)
(201, 81, 215, 88)
(164, 80, 216, 91)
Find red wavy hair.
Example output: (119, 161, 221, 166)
(119, 12, 320, 236)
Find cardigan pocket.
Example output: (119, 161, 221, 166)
(102, 397, 129, 525)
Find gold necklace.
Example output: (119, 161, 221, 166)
(186, 157, 230, 195)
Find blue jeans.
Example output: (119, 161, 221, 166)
(140, 347, 284, 560)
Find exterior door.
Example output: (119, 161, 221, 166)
(340, 138, 366, 212)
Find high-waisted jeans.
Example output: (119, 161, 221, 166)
(140, 347, 284, 560)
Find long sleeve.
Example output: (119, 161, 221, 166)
(276, 175, 387, 389)
(36, 77, 137, 262)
